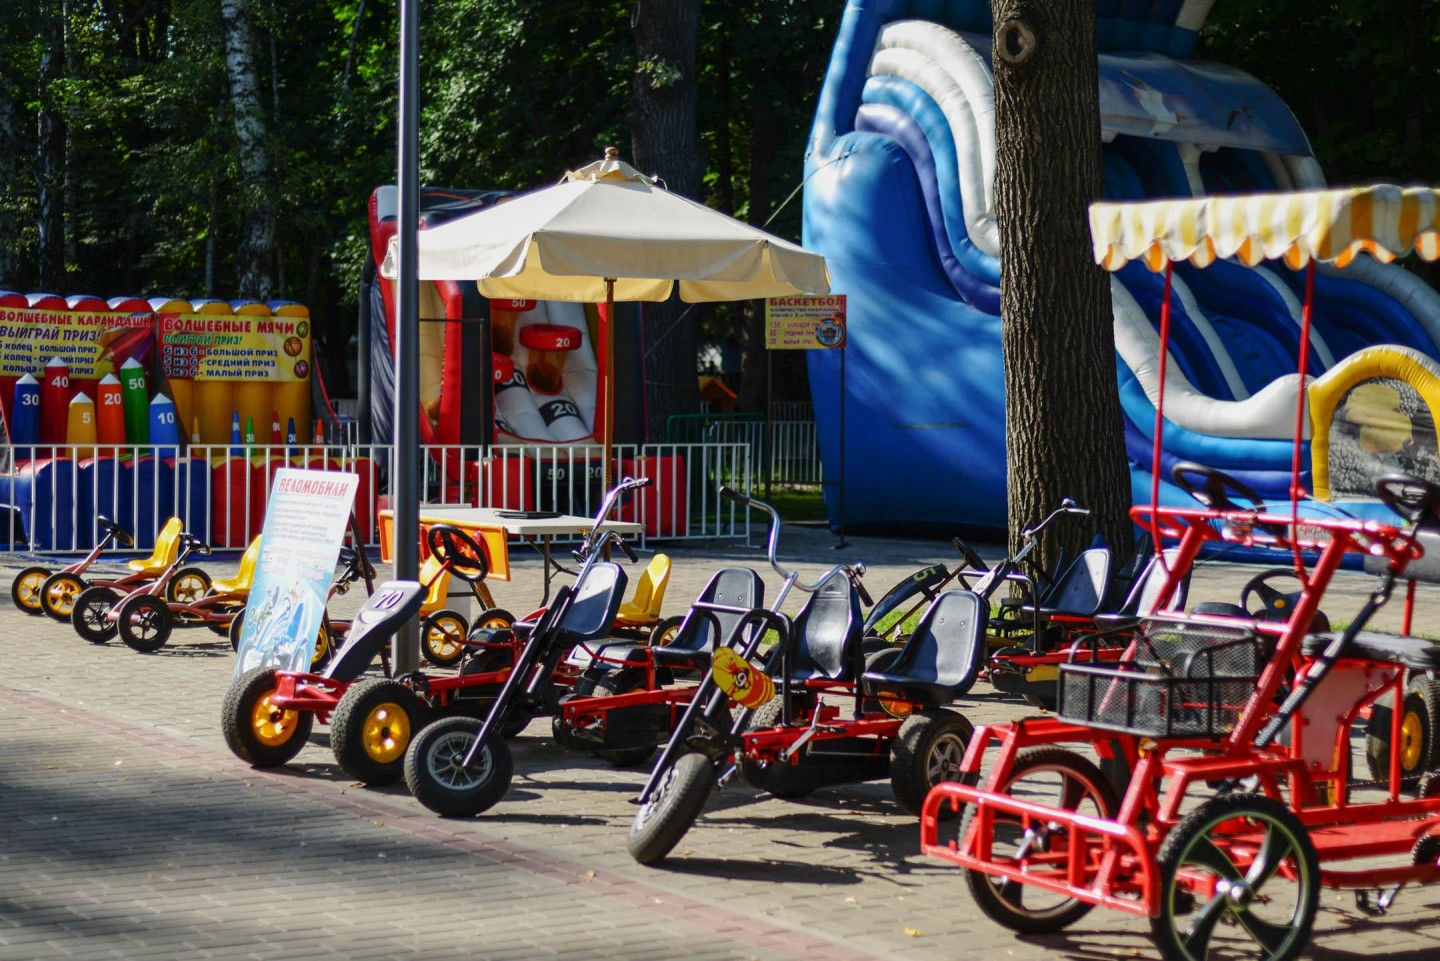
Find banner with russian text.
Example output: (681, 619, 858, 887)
(158, 313, 311, 382)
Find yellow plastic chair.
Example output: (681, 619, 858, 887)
(615, 553, 671, 628)
(211, 536, 262, 596)
(126, 517, 183, 575)
(418, 554, 452, 617)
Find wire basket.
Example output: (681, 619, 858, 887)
(1057, 618, 1264, 739)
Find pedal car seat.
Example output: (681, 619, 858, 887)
(1024, 546, 1111, 619)
(417, 555, 450, 616)
(322, 581, 427, 682)
(127, 517, 183, 574)
(614, 553, 671, 628)
(571, 567, 763, 673)
(781, 570, 862, 683)
(555, 562, 627, 647)
(862, 590, 986, 704)
(1091, 548, 1187, 631)
(211, 536, 262, 596)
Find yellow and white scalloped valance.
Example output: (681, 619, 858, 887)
(1090, 185, 1440, 272)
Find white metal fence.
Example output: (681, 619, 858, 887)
(0, 441, 753, 555)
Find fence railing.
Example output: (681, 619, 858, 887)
(0, 441, 753, 555)
(664, 413, 820, 487)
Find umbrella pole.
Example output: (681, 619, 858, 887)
(604, 278, 616, 493)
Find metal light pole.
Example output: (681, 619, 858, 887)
(390, 0, 421, 674)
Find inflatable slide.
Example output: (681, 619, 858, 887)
(803, 0, 1440, 530)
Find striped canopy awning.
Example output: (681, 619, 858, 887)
(1090, 185, 1440, 272)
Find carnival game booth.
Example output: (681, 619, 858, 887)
(0, 293, 369, 551)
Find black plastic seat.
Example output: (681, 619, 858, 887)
(569, 567, 765, 673)
(779, 570, 862, 683)
(556, 562, 627, 647)
(1091, 548, 1189, 631)
(323, 581, 427, 682)
(1024, 546, 1111, 619)
(861, 590, 986, 704)
(1302, 631, 1440, 672)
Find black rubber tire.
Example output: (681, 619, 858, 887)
(72, 586, 120, 643)
(889, 709, 975, 816)
(403, 715, 514, 817)
(229, 610, 245, 652)
(649, 615, 686, 648)
(860, 634, 893, 656)
(331, 678, 431, 785)
(737, 699, 812, 799)
(1151, 793, 1319, 961)
(471, 608, 516, 636)
(421, 609, 469, 668)
(962, 747, 1119, 934)
(117, 594, 173, 652)
(206, 604, 242, 636)
(221, 667, 315, 767)
(1365, 689, 1432, 785)
(1410, 675, 1440, 772)
(166, 567, 212, 603)
(627, 752, 716, 865)
(12, 566, 51, 615)
(588, 669, 658, 767)
(40, 570, 86, 621)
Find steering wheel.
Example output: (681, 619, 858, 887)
(1172, 462, 1265, 512)
(951, 537, 989, 574)
(1240, 568, 1306, 622)
(1375, 473, 1440, 524)
(426, 524, 489, 583)
(97, 515, 134, 548)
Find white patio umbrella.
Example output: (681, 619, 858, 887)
(380, 149, 832, 489)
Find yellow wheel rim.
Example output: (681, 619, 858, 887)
(48, 576, 82, 615)
(1402, 710, 1426, 771)
(17, 571, 45, 609)
(362, 702, 411, 763)
(426, 616, 465, 660)
(251, 691, 299, 747)
(480, 615, 511, 630)
(173, 574, 208, 602)
(310, 626, 331, 667)
(656, 624, 681, 646)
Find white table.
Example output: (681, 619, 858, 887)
(416, 506, 643, 604)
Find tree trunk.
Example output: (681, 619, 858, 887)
(629, 0, 703, 439)
(220, 0, 276, 300)
(991, 1, 1133, 577)
(0, 51, 19, 285)
(36, 0, 65, 291)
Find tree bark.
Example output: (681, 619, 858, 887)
(36, 0, 65, 291)
(629, 0, 703, 438)
(991, 1, 1133, 576)
(220, 0, 277, 299)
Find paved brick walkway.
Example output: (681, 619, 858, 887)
(4, 525, 1440, 960)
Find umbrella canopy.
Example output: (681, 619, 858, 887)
(380, 155, 831, 300)
(1090, 184, 1440, 272)
(379, 151, 831, 490)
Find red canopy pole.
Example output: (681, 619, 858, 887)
(1149, 262, 1174, 546)
(1290, 260, 1317, 574)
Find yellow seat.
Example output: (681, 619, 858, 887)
(615, 553, 671, 627)
(419, 554, 452, 616)
(212, 536, 262, 596)
(127, 517, 183, 574)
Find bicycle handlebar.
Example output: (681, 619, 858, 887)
(1021, 497, 1089, 540)
(719, 485, 865, 594)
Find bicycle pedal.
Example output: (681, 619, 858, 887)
(1354, 885, 1401, 917)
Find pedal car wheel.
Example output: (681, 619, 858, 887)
(648, 615, 685, 648)
(962, 747, 1118, 933)
(627, 752, 715, 865)
(331, 678, 431, 785)
(221, 667, 315, 767)
(12, 566, 51, 615)
(310, 621, 334, 670)
(1151, 793, 1319, 961)
(739, 700, 812, 798)
(589, 669, 657, 768)
(890, 709, 975, 816)
(166, 566, 212, 603)
(72, 586, 120, 643)
(403, 716, 513, 817)
(117, 595, 173, 652)
(472, 608, 515, 633)
(459, 648, 529, 738)
(421, 609, 469, 668)
(1364, 688, 1434, 785)
(1410, 676, 1440, 771)
(229, 610, 245, 652)
(40, 571, 85, 621)
(206, 603, 242, 636)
